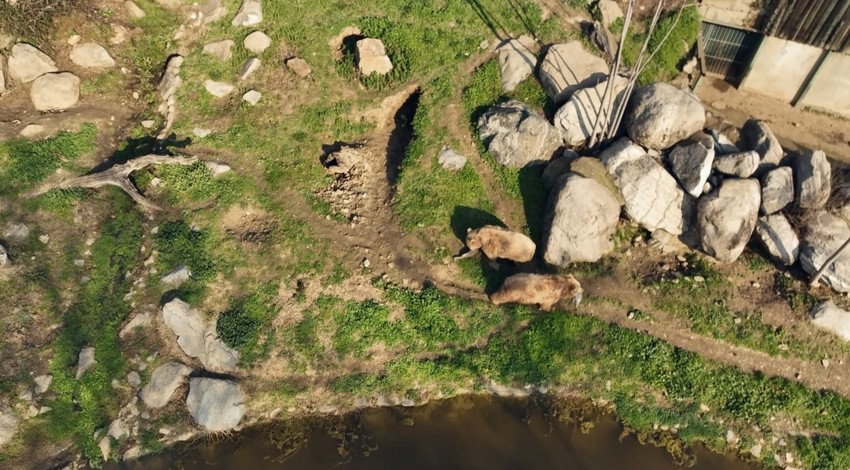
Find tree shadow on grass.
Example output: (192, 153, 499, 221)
(450, 206, 511, 294)
(449, 206, 506, 242)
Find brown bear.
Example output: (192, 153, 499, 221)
(489, 273, 583, 311)
(454, 225, 536, 263)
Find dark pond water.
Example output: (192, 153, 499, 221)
(117, 395, 761, 470)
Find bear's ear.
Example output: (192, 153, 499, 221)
(467, 227, 472, 233)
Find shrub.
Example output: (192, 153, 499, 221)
(216, 283, 279, 364)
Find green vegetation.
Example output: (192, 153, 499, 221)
(0, 124, 97, 194)
(153, 220, 218, 301)
(42, 195, 142, 465)
(154, 161, 246, 206)
(216, 282, 280, 364)
(620, 6, 700, 84)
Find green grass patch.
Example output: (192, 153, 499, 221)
(0, 124, 97, 194)
(620, 6, 700, 85)
(153, 220, 217, 301)
(153, 161, 246, 206)
(216, 282, 280, 365)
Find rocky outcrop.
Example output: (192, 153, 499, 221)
(76, 347, 97, 379)
(161, 299, 239, 372)
(809, 301, 850, 341)
(800, 211, 850, 293)
(8, 43, 57, 83)
(543, 173, 620, 266)
(139, 362, 192, 409)
(243, 31, 271, 54)
(760, 167, 794, 215)
(601, 138, 693, 235)
(538, 41, 608, 103)
(755, 214, 800, 265)
(553, 76, 628, 149)
(186, 378, 246, 431)
(667, 133, 714, 197)
(438, 147, 467, 171)
(625, 83, 705, 150)
(356, 38, 393, 76)
(697, 178, 760, 263)
(795, 149, 831, 210)
(496, 37, 536, 92)
(477, 100, 562, 168)
(742, 119, 783, 176)
(69, 43, 115, 68)
(231, 0, 262, 26)
(30, 72, 80, 111)
(712, 150, 759, 178)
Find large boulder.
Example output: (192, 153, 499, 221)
(0, 408, 18, 448)
(186, 378, 246, 431)
(625, 83, 705, 150)
(754, 214, 800, 265)
(809, 302, 850, 341)
(161, 299, 239, 373)
(697, 178, 760, 263)
(667, 133, 714, 197)
(713, 150, 759, 178)
(601, 138, 693, 235)
(477, 100, 562, 168)
(231, 0, 262, 26)
(30, 72, 80, 111)
(139, 362, 192, 409)
(8, 43, 57, 83)
(800, 211, 850, 293)
(496, 37, 536, 93)
(760, 166, 794, 215)
(203, 322, 240, 373)
(538, 41, 608, 103)
(553, 76, 628, 149)
(795, 149, 831, 210)
(542, 173, 620, 266)
(570, 156, 624, 206)
(355, 38, 393, 76)
(541, 150, 578, 190)
(69, 43, 115, 68)
(742, 119, 783, 176)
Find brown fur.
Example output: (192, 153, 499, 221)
(489, 273, 582, 311)
(465, 225, 536, 263)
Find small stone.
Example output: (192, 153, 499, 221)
(193, 128, 212, 138)
(238, 58, 261, 80)
(132, 91, 140, 99)
(285, 57, 311, 77)
(141, 120, 155, 129)
(109, 25, 129, 46)
(699, 403, 710, 412)
(437, 147, 467, 171)
(203, 80, 234, 97)
(822, 358, 830, 368)
(19, 124, 46, 138)
(18, 389, 33, 402)
(241, 90, 261, 105)
(68, 35, 81, 45)
(26, 405, 39, 419)
(38, 234, 49, 244)
(243, 31, 271, 54)
(125, 1, 146, 18)
(127, 371, 142, 387)
(34, 375, 52, 394)
(202, 40, 235, 61)
(694, 276, 704, 283)
(160, 265, 190, 286)
(363, 258, 371, 268)
(752, 282, 760, 288)
(98, 435, 111, 461)
(70, 43, 116, 68)
(30, 72, 80, 111)
(205, 160, 232, 176)
(231, 0, 263, 26)
(355, 38, 393, 76)
(76, 347, 97, 379)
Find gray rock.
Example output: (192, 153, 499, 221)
(285, 57, 311, 77)
(30, 72, 80, 111)
(18, 389, 32, 402)
(8, 43, 57, 83)
(4, 223, 29, 243)
(34, 374, 52, 394)
(554, 76, 627, 149)
(697, 178, 760, 263)
(0, 408, 18, 448)
(123, 446, 142, 461)
(76, 347, 97, 379)
(161, 265, 190, 286)
(238, 57, 261, 80)
(243, 31, 271, 54)
(477, 100, 562, 168)
(543, 173, 620, 266)
(437, 147, 467, 171)
(800, 211, 850, 292)
(157, 55, 183, 117)
(601, 137, 693, 235)
(569, 156, 624, 206)
(194, 0, 226, 25)
(162, 299, 206, 359)
(541, 150, 579, 190)
(202, 39, 234, 61)
(355, 38, 392, 76)
(120, 312, 152, 338)
(755, 214, 799, 265)
(0, 244, 8, 267)
(107, 417, 130, 440)
(795, 149, 831, 210)
(598, 0, 624, 27)
(0, 55, 6, 94)
(742, 119, 783, 176)
(241, 89, 261, 105)
(193, 128, 212, 138)
(667, 133, 715, 197)
(69, 43, 115, 68)
(128, 371, 142, 388)
(205, 160, 232, 176)
(20, 124, 46, 138)
(496, 37, 536, 92)
(231, 0, 262, 26)
(98, 435, 111, 461)
(712, 150, 760, 178)
(538, 41, 608, 103)
(809, 301, 850, 341)
(625, 83, 705, 150)
(125, 1, 146, 18)
(760, 166, 794, 215)
(186, 378, 246, 431)
(203, 322, 240, 373)
(203, 80, 235, 97)
(139, 362, 192, 408)
(707, 128, 739, 155)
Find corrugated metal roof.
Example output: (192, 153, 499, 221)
(762, 0, 850, 51)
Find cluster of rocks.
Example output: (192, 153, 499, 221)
(1, 40, 115, 111)
(477, 37, 850, 297)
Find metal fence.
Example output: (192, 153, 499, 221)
(700, 21, 762, 85)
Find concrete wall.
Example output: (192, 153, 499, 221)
(798, 52, 850, 119)
(740, 36, 823, 102)
(699, 0, 759, 28)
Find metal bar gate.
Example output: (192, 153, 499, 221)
(700, 22, 762, 85)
